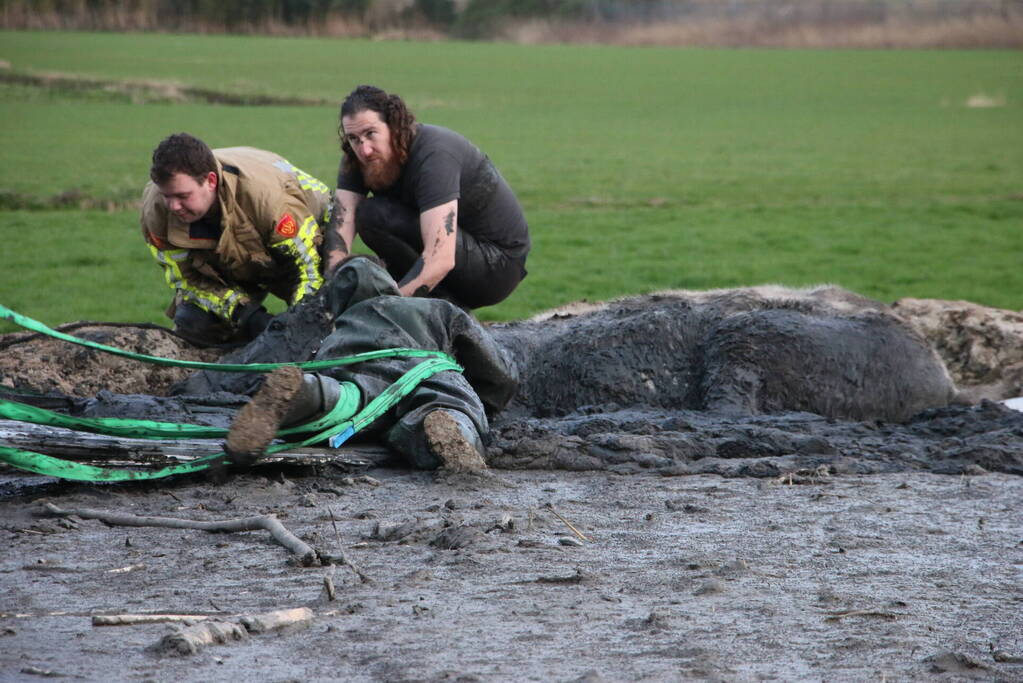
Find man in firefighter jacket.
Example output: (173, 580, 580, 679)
(141, 132, 331, 346)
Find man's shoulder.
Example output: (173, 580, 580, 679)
(409, 125, 481, 171)
(214, 146, 282, 161)
(139, 182, 178, 246)
(415, 124, 472, 151)
(214, 147, 284, 172)
(140, 182, 166, 228)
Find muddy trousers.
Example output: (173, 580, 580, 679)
(355, 196, 526, 309)
(324, 360, 489, 470)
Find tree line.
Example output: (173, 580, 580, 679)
(2, 0, 1019, 42)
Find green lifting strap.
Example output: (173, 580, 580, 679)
(0, 380, 363, 440)
(0, 356, 462, 482)
(0, 304, 456, 370)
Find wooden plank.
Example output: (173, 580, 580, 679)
(0, 419, 393, 469)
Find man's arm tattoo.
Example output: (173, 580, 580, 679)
(324, 200, 349, 256)
(443, 209, 455, 236)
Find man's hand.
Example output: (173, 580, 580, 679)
(233, 302, 274, 339)
(398, 200, 457, 297)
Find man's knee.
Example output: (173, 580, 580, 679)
(355, 197, 418, 245)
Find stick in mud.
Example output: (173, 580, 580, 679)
(41, 502, 320, 566)
(328, 506, 371, 583)
(545, 503, 590, 542)
(823, 608, 902, 621)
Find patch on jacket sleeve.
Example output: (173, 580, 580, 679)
(275, 213, 298, 238)
(146, 230, 169, 249)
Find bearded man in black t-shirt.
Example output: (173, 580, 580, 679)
(324, 85, 531, 309)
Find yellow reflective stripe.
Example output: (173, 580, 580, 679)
(271, 215, 323, 304)
(147, 244, 244, 320)
(148, 244, 188, 292)
(273, 159, 329, 195)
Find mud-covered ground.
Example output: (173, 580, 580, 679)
(1, 467, 1022, 682)
(2, 289, 1022, 680)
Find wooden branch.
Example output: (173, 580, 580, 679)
(239, 607, 314, 633)
(42, 502, 319, 566)
(157, 607, 315, 655)
(160, 620, 248, 655)
(93, 614, 212, 626)
(0, 419, 392, 469)
(823, 608, 901, 621)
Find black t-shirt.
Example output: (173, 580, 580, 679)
(338, 124, 530, 258)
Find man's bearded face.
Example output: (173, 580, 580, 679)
(342, 109, 402, 192)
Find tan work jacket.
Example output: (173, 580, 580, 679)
(140, 147, 331, 324)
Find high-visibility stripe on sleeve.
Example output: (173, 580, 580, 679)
(270, 215, 323, 304)
(272, 159, 329, 196)
(147, 244, 244, 320)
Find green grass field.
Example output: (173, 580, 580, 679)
(0, 30, 1020, 332)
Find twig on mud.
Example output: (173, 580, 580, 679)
(40, 502, 319, 566)
(323, 575, 337, 601)
(823, 608, 901, 622)
(544, 503, 590, 542)
(327, 507, 371, 583)
(525, 568, 592, 585)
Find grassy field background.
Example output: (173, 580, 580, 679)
(0, 30, 1020, 332)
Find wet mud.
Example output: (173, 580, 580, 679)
(1, 469, 1021, 681)
(0, 323, 218, 398)
(2, 286, 1023, 680)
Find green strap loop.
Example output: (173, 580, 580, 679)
(0, 381, 362, 440)
(0, 304, 456, 370)
(0, 357, 462, 482)
(0, 304, 467, 482)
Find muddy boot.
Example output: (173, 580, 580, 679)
(281, 373, 342, 427)
(423, 409, 488, 472)
(225, 365, 304, 467)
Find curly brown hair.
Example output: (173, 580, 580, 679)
(338, 85, 417, 176)
(149, 133, 217, 185)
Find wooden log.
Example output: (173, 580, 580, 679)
(156, 607, 315, 655)
(159, 620, 248, 655)
(239, 607, 314, 633)
(93, 614, 212, 626)
(0, 419, 393, 469)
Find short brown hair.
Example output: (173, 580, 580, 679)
(150, 133, 217, 185)
(338, 85, 417, 175)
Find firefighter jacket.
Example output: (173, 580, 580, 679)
(140, 147, 331, 325)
